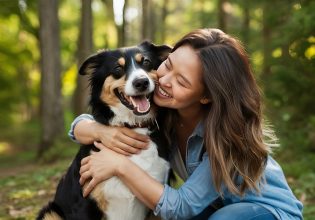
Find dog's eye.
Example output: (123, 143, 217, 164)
(112, 65, 124, 78)
(142, 58, 151, 67)
(115, 65, 123, 71)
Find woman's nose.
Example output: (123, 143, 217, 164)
(158, 74, 172, 87)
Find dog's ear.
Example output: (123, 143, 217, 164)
(79, 54, 98, 75)
(139, 41, 172, 61)
(155, 44, 172, 61)
(79, 50, 106, 75)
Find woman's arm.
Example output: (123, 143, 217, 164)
(80, 142, 164, 209)
(80, 142, 219, 219)
(117, 154, 165, 209)
(69, 114, 150, 155)
(73, 118, 103, 145)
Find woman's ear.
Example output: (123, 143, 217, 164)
(200, 97, 210, 104)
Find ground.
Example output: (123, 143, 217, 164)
(0, 140, 314, 219)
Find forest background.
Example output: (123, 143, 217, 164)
(0, 0, 314, 219)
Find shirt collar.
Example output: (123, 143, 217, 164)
(191, 120, 204, 138)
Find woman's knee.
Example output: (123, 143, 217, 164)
(208, 203, 276, 220)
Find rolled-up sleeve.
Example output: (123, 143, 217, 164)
(68, 114, 94, 143)
(154, 153, 219, 220)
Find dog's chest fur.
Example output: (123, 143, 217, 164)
(92, 127, 169, 220)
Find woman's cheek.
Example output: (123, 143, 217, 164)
(156, 63, 166, 78)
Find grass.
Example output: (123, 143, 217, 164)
(0, 157, 72, 219)
(0, 120, 314, 219)
(273, 147, 315, 219)
(0, 119, 78, 219)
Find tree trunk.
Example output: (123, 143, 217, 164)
(148, 0, 156, 41)
(72, 0, 93, 116)
(141, 0, 156, 42)
(101, 0, 118, 47)
(122, 0, 128, 46)
(160, 0, 169, 43)
(262, 3, 271, 76)
(241, 1, 250, 46)
(38, 0, 64, 157)
(218, 0, 227, 32)
(117, 0, 128, 47)
(141, 0, 148, 40)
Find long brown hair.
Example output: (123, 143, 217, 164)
(168, 28, 277, 196)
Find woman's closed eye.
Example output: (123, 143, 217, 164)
(177, 75, 192, 88)
(177, 77, 186, 87)
(164, 59, 171, 70)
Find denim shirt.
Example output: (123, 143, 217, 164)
(69, 114, 303, 220)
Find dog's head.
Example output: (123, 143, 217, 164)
(79, 41, 172, 126)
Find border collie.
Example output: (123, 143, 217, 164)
(37, 41, 172, 220)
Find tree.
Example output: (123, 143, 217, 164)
(262, 0, 315, 151)
(159, 0, 169, 43)
(240, 0, 250, 45)
(72, 0, 94, 116)
(0, 0, 39, 125)
(141, 0, 156, 42)
(218, 0, 228, 31)
(101, 0, 118, 47)
(38, 0, 64, 156)
(116, 0, 128, 47)
(141, 0, 149, 40)
(262, 2, 272, 76)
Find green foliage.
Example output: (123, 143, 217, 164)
(263, 0, 315, 152)
(0, 0, 314, 218)
(0, 0, 39, 127)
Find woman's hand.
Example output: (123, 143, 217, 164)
(80, 142, 164, 210)
(74, 119, 150, 155)
(79, 141, 126, 197)
(96, 126, 150, 156)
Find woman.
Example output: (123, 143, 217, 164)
(69, 29, 303, 219)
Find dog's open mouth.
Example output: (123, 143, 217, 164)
(114, 89, 151, 115)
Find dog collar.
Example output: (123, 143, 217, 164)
(123, 119, 159, 131)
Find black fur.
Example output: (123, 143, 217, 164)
(37, 42, 172, 220)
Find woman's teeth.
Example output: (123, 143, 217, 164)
(159, 86, 172, 98)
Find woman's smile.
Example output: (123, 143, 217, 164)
(155, 85, 172, 98)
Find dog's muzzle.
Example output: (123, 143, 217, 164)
(114, 88, 152, 116)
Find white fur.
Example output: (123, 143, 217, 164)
(103, 129, 169, 220)
(125, 60, 155, 96)
(101, 105, 170, 220)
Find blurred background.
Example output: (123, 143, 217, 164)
(0, 0, 314, 219)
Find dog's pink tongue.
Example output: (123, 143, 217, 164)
(130, 96, 150, 112)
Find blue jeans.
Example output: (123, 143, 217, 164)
(190, 202, 277, 220)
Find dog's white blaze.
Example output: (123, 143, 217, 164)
(102, 128, 170, 220)
(125, 59, 155, 95)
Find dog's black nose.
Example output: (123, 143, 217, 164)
(133, 78, 150, 92)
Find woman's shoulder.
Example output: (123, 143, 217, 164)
(263, 156, 289, 185)
(265, 156, 285, 176)
(261, 156, 302, 208)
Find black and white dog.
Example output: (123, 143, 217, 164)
(37, 42, 172, 220)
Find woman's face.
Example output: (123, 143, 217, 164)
(154, 45, 206, 113)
